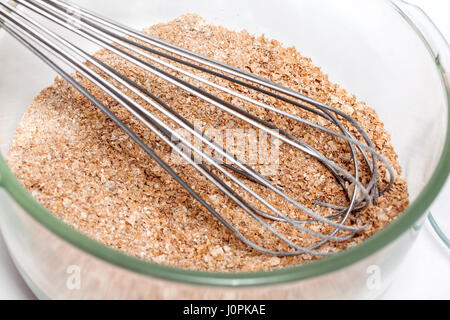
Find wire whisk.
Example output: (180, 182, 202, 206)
(0, 0, 396, 256)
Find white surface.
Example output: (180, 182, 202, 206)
(0, 0, 449, 300)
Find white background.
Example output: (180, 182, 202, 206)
(0, 0, 449, 299)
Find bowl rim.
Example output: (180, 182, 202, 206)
(0, 0, 449, 287)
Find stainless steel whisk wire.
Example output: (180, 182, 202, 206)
(0, 0, 396, 256)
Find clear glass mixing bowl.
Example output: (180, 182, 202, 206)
(0, 0, 448, 299)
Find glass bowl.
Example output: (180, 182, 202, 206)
(0, 0, 448, 299)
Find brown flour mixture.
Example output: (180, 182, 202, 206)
(8, 14, 409, 271)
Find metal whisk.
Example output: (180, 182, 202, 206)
(0, 0, 396, 256)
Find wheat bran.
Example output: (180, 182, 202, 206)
(7, 14, 409, 272)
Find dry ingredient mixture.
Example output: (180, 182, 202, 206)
(8, 14, 409, 272)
